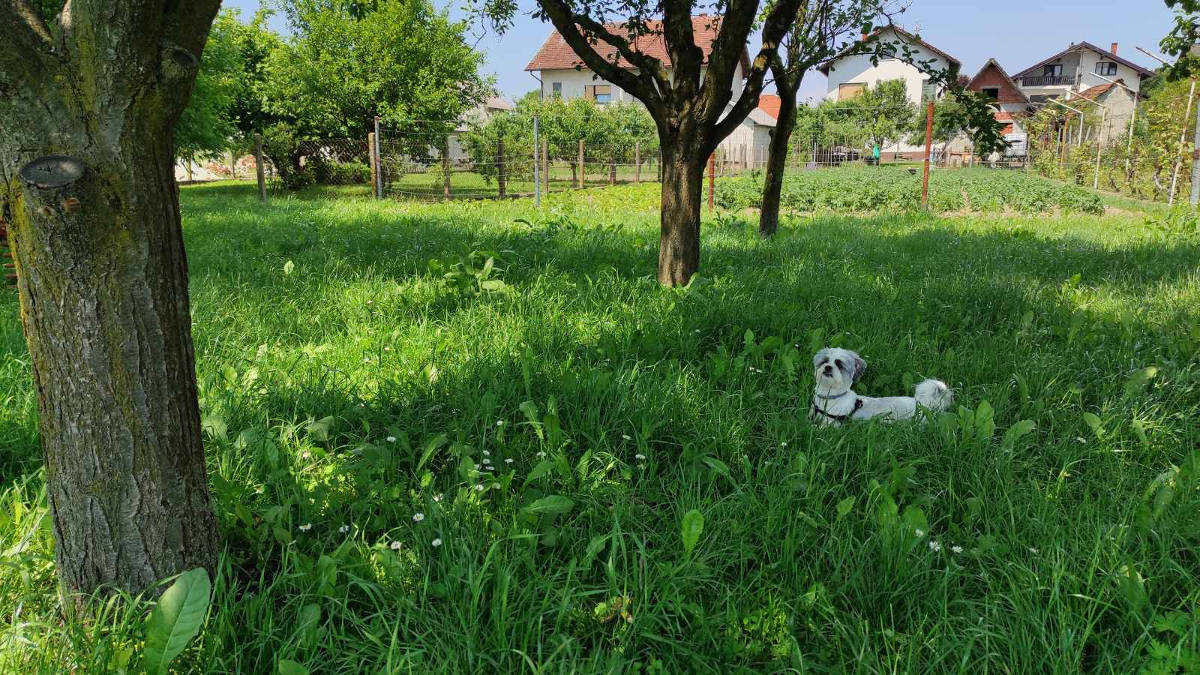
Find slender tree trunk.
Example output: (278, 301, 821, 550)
(9, 124, 219, 597)
(759, 89, 798, 237)
(657, 141, 705, 286)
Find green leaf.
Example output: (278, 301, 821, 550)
(701, 455, 730, 477)
(523, 459, 557, 486)
(1002, 420, 1037, 448)
(681, 509, 704, 555)
(415, 433, 448, 473)
(835, 496, 855, 520)
(1125, 366, 1159, 395)
(278, 659, 310, 675)
(1082, 412, 1104, 437)
(974, 400, 995, 441)
(307, 416, 335, 442)
(523, 495, 575, 515)
(283, 260, 295, 276)
(143, 568, 212, 675)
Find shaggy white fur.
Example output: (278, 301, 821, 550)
(809, 348, 952, 427)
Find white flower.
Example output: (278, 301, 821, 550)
(536, 451, 547, 459)
(301, 451, 311, 460)
(496, 420, 504, 426)
(482, 457, 492, 465)
(914, 529, 926, 538)
(431, 538, 443, 547)
(482, 450, 490, 456)
(635, 453, 646, 461)
(474, 484, 485, 492)
(412, 513, 425, 522)
(929, 540, 942, 552)
(780, 442, 788, 447)
(298, 523, 312, 532)
(621, 434, 631, 441)
(339, 524, 350, 534)
(951, 545, 963, 554)
(505, 458, 514, 464)
(384, 347, 391, 351)
(386, 436, 396, 443)
(433, 494, 444, 502)
(390, 540, 402, 550)
(694, 329, 701, 333)
(1028, 547, 1039, 554)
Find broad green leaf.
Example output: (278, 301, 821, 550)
(835, 496, 855, 520)
(1125, 366, 1159, 395)
(278, 659, 310, 675)
(975, 401, 995, 440)
(681, 509, 704, 555)
(701, 456, 730, 477)
(1002, 420, 1037, 448)
(523, 459, 557, 486)
(415, 433, 448, 473)
(143, 568, 212, 675)
(1082, 412, 1104, 437)
(523, 495, 575, 515)
(307, 416, 335, 442)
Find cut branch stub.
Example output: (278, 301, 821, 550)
(19, 156, 85, 190)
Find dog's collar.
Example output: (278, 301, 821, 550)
(815, 390, 852, 401)
(811, 396, 863, 422)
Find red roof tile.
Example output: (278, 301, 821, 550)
(757, 94, 781, 119)
(525, 15, 749, 73)
(1076, 82, 1115, 100)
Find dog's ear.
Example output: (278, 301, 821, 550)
(848, 351, 867, 380)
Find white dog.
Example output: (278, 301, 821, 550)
(809, 348, 952, 426)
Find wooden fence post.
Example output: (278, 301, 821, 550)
(497, 137, 506, 198)
(578, 139, 585, 188)
(634, 142, 641, 183)
(254, 132, 266, 202)
(708, 153, 715, 210)
(609, 155, 616, 185)
(921, 101, 933, 210)
(368, 131, 378, 198)
(442, 136, 452, 200)
(373, 115, 383, 199)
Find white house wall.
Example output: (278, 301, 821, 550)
(538, 63, 745, 103)
(823, 41, 949, 105)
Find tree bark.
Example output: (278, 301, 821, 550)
(657, 141, 705, 286)
(759, 88, 798, 237)
(1, 0, 222, 599)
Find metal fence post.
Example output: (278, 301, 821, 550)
(442, 135, 451, 200)
(533, 115, 540, 207)
(254, 133, 266, 202)
(368, 131, 378, 198)
(635, 141, 641, 183)
(373, 116, 383, 199)
(542, 139, 549, 194)
(921, 101, 933, 210)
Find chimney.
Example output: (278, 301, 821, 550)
(1110, 42, 1118, 55)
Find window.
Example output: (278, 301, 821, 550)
(838, 83, 865, 100)
(1043, 64, 1063, 77)
(1095, 61, 1118, 76)
(584, 84, 613, 103)
(982, 87, 999, 101)
(551, 82, 562, 97)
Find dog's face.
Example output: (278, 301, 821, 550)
(812, 348, 866, 394)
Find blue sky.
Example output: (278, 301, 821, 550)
(224, 0, 1177, 104)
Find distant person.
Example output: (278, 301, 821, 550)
(872, 143, 881, 165)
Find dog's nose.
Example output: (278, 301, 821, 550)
(822, 365, 833, 374)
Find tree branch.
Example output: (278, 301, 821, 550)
(571, 13, 673, 100)
(536, 0, 661, 107)
(710, 0, 803, 147)
(12, 0, 53, 44)
(0, 0, 56, 83)
(162, 0, 222, 60)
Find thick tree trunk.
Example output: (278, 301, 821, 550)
(657, 143, 705, 286)
(10, 128, 219, 597)
(759, 90, 798, 237)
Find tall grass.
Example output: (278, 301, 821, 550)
(0, 178, 1197, 672)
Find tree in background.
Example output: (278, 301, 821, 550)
(1, 0, 221, 598)
(758, 1, 901, 236)
(907, 90, 1006, 161)
(261, 0, 490, 187)
(1161, 0, 1200, 80)
(176, 11, 245, 177)
(477, 1, 806, 286)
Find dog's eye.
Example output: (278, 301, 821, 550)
(834, 359, 843, 368)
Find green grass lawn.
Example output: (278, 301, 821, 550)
(1, 177, 1198, 672)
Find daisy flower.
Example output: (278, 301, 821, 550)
(338, 524, 350, 534)
(431, 538, 443, 547)
(390, 541, 402, 551)
(386, 436, 396, 443)
(929, 540, 942, 552)
(412, 513, 425, 522)
(298, 523, 312, 532)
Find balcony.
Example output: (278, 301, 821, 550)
(1018, 75, 1076, 87)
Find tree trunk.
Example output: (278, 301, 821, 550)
(657, 143, 705, 286)
(9, 124, 219, 597)
(1, 2, 223, 598)
(759, 90, 798, 237)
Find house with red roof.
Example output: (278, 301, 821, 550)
(818, 26, 960, 106)
(525, 16, 776, 167)
(966, 59, 1034, 156)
